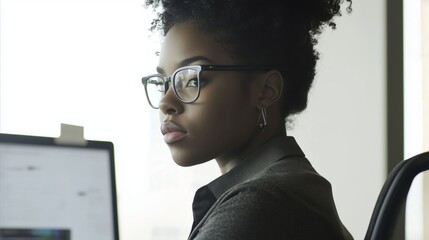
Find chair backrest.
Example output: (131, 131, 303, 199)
(365, 151, 429, 240)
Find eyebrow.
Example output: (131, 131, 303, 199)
(156, 56, 214, 74)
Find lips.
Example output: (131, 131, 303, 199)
(161, 122, 187, 144)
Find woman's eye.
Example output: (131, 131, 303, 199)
(182, 77, 209, 88)
(185, 78, 199, 87)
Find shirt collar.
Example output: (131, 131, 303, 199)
(207, 136, 305, 198)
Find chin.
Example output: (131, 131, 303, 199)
(170, 151, 211, 167)
(172, 157, 209, 167)
(172, 158, 195, 167)
(168, 145, 214, 167)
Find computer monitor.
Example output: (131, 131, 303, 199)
(0, 133, 119, 240)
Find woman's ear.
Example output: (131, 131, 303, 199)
(255, 70, 284, 108)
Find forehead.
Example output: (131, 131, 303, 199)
(158, 23, 237, 74)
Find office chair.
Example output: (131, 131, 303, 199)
(365, 151, 429, 240)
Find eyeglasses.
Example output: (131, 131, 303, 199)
(141, 65, 276, 109)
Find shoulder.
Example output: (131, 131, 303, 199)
(246, 157, 334, 202)
(194, 158, 349, 240)
(218, 157, 335, 221)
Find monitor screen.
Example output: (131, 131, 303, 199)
(0, 134, 119, 240)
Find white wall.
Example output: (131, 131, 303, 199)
(289, 1, 387, 239)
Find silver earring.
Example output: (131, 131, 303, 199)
(257, 107, 267, 132)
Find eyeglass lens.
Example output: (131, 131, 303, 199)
(145, 76, 165, 108)
(173, 68, 199, 102)
(145, 67, 200, 108)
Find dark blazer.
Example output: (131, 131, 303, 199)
(189, 136, 353, 240)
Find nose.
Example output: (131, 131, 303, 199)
(158, 86, 184, 115)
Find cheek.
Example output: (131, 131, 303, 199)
(165, 79, 257, 167)
(183, 88, 256, 157)
(196, 83, 253, 132)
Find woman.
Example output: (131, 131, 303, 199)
(142, 0, 353, 239)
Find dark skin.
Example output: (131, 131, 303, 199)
(157, 22, 286, 174)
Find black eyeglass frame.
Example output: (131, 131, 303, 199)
(141, 64, 278, 109)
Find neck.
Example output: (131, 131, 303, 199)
(215, 124, 286, 174)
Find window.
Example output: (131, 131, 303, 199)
(404, 0, 429, 239)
